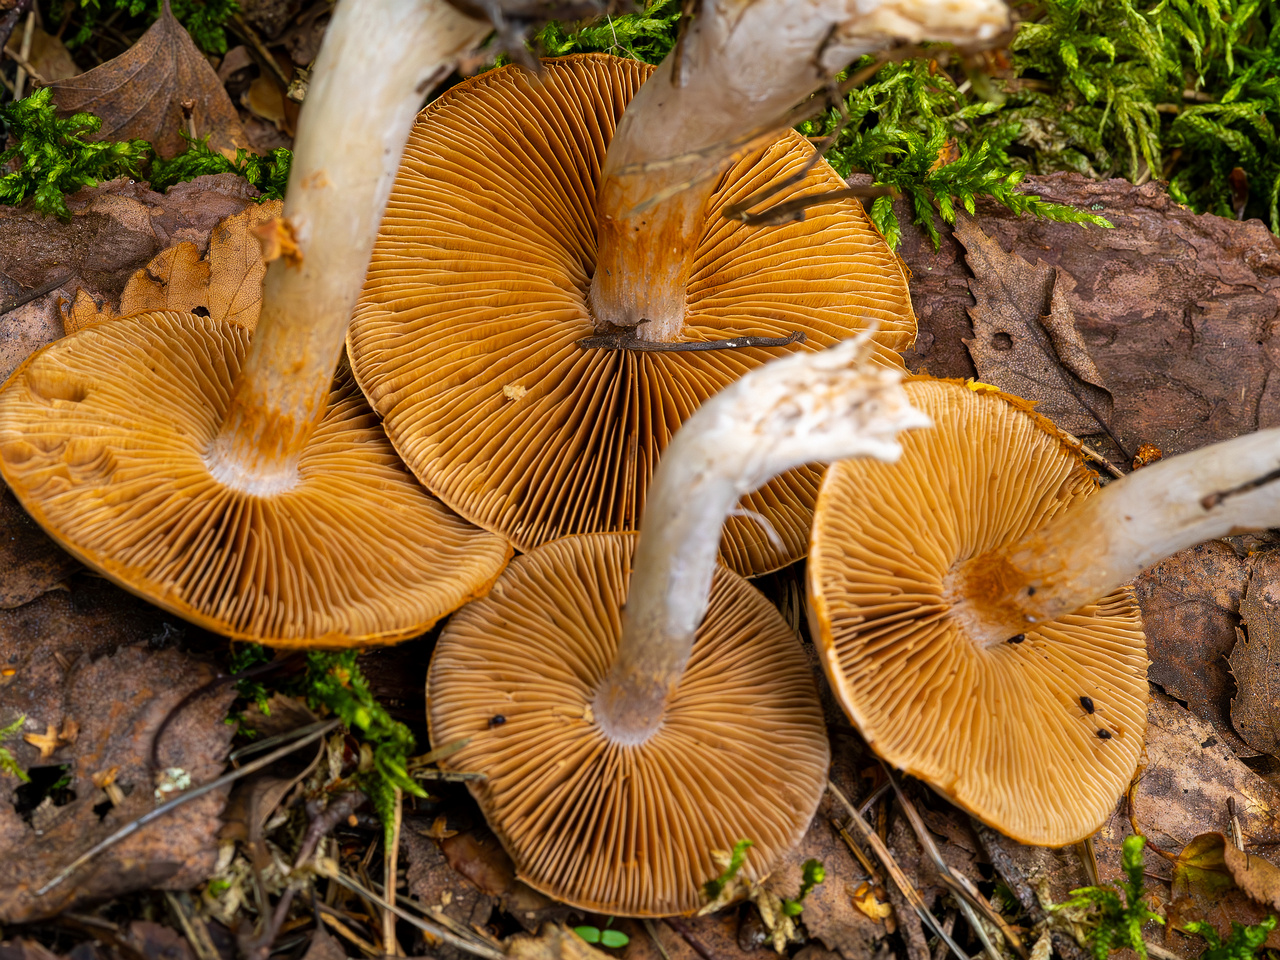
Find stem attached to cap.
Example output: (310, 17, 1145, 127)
(592, 336, 931, 743)
(588, 0, 1010, 342)
(206, 0, 490, 494)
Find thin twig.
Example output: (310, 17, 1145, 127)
(831, 817, 882, 883)
(664, 917, 719, 960)
(384, 787, 403, 957)
(578, 330, 805, 352)
(827, 780, 972, 960)
(36, 719, 341, 896)
(644, 919, 675, 960)
(14, 8, 34, 98)
(316, 860, 506, 960)
(883, 769, 1015, 960)
(0, 271, 73, 317)
(164, 891, 220, 960)
(318, 908, 382, 958)
(228, 12, 291, 89)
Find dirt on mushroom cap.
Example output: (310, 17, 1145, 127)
(428, 532, 829, 916)
(0, 313, 511, 646)
(807, 378, 1149, 846)
(348, 54, 915, 578)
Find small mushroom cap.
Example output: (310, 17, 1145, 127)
(807, 379, 1148, 845)
(428, 532, 829, 916)
(0, 313, 512, 646)
(349, 54, 915, 578)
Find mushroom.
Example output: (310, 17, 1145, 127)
(349, 53, 917, 577)
(428, 335, 931, 915)
(590, 0, 1009, 336)
(352, 0, 1010, 576)
(807, 378, 1280, 844)
(0, 0, 512, 646)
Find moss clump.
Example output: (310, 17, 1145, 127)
(0, 90, 290, 219)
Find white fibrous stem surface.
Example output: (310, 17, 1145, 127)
(592, 335, 932, 743)
(207, 0, 489, 492)
(953, 428, 1280, 647)
(589, 0, 1010, 339)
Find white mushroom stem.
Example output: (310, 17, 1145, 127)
(948, 428, 1280, 647)
(588, 0, 1009, 341)
(592, 334, 932, 744)
(206, 0, 490, 494)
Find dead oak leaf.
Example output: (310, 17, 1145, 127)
(0, 645, 235, 924)
(954, 215, 1117, 440)
(1134, 541, 1251, 755)
(47, 1, 247, 160)
(1230, 551, 1280, 758)
(63, 200, 281, 334)
(1171, 833, 1280, 947)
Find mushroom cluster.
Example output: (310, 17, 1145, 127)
(348, 53, 917, 577)
(428, 337, 931, 916)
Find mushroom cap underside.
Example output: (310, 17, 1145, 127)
(428, 532, 830, 916)
(808, 379, 1149, 846)
(0, 312, 511, 646)
(349, 53, 917, 578)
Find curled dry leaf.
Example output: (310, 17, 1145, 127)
(954, 214, 1116, 439)
(901, 173, 1280, 460)
(63, 200, 282, 333)
(1230, 551, 1280, 759)
(1171, 833, 1280, 948)
(47, 3, 247, 159)
(0, 644, 235, 923)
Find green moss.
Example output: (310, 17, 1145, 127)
(0, 88, 151, 220)
(0, 91, 291, 218)
(1056, 835, 1164, 960)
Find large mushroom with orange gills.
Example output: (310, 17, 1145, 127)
(808, 377, 1280, 845)
(428, 337, 931, 917)
(0, 0, 512, 646)
(349, 0, 1011, 577)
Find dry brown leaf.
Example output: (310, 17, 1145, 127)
(770, 790, 888, 960)
(900, 173, 1280, 462)
(64, 200, 282, 333)
(4, 25, 80, 82)
(954, 214, 1116, 437)
(0, 644, 235, 923)
(219, 695, 321, 874)
(1230, 552, 1280, 758)
(298, 926, 349, 960)
(1170, 833, 1280, 947)
(47, 2, 246, 159)
(1135, 541, 1251, 754)
(1, 174, 261, 349)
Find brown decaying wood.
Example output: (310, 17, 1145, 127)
(428, 533, 829, 916)
(808, 379, 1148, 846)
(349, 54, 915, 578)
(0, 313, 511, 646)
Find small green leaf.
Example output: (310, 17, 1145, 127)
(600, 930, 630, 948)
(574, 927, 602, 944)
